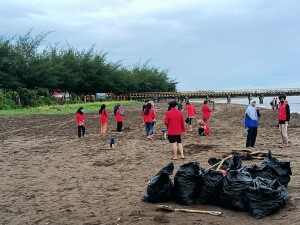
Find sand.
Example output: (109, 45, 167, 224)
(0, 103, 300, 225)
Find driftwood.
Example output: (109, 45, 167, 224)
(216, 155, 233, 171)
(207, 155, 233, 170)
(215, 150, 287, 160)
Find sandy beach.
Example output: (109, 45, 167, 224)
(1, 103, 300, 225)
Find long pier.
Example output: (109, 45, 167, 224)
(110, 88, 300, 104)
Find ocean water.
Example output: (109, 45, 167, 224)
(214, 96, 300, 113)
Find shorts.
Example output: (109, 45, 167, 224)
(185, 117, 193, 125)
(168, 135, 182, 143)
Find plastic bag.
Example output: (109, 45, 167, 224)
(243, 164, 284, 185)
(208, 155, 242, 171)
(246, 177, 289, 219)
(219, 170, 253, 211)
(174, 161, 204, 205)
(195, 170, 223, 205)
(142, 162, 174, 202)
(261, 150, 292, 186)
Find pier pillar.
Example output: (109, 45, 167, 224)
(259, 95, 264, 104)
(227, 95, 231, 104)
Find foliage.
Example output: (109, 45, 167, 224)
(0, 100, 142, 115)
(0, 31, 177, 109)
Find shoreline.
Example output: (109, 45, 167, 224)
(190, 99, 300, 114)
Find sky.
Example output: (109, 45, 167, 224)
(0, 0, 300, 91)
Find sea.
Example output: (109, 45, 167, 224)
(194, 96, 300, 113)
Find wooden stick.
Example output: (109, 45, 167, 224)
(251, 156, 265, 160)
(157, 205, 222, 216)
(207, 161, 222, 170)
(249, 150, 262, 155)
(216, 155, 233, 171)
(207, 155, 233, 170)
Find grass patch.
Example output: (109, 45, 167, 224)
(0, 101, 142, 115)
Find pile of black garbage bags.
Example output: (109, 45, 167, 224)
(142, 151, 291, 219)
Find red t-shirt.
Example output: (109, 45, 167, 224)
(75, 113, 86, 126)
(164, 108, 186, 135)
(200, 121, 210, 135)
(115, 109, 123, 122)
(184, 104, 196, 117)
(142, 108, 156, 123)
(202, 104, 211, 119)
(99, 109, 108, 123)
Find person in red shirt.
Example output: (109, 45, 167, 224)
(183, 102, 197, 131)
(114, 104, 125, 132)
(278, 95, 290, 148)
(142, 103, 156, 139)
(197, 119, 210, 136)
(164, 101, 186, 160)
(202, 100, 212, 124)
(99, 104, 108, 135)
(75, 107, 86, 138)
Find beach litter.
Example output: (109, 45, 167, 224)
(142, 162, 174, 203)
(156, 205, 222, 216)
(142, 150, 291, 219)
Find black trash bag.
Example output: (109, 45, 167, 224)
(142, 162, 174, 202)
(207, 157, 230, 171)
(174, 161, 204, 205)
(208, 157, 221, 166)
(246, 177, 289, 219)
(195, 170, 224, 205)
(243, 164, 283, 184)
(219, 169, 253, 211)
(228, 155, 243, 170)
(261, 150, 292, 186)
(243, 164, 272, 179)
(208, 155, 242, 171)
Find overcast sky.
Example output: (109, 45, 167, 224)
(1, 0, 299, 91)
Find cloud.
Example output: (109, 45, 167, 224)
(1, 0, 300, 91)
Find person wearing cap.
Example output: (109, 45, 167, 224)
(278, 95, 290, 148)
(244, 99, 261, 148)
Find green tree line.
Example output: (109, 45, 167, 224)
(0, 31, 177, 97)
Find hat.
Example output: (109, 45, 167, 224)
(250, 99, 256, 103)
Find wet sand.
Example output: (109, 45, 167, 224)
(0, 103, 300, 225)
